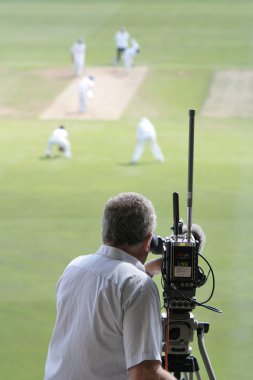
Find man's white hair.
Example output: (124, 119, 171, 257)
(102, 192, 156, 246)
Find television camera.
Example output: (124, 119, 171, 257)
(150, 110, 221, 380)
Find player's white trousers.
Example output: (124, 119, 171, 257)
(46, 138, 71, 158)
(74, 55, 84, 76)
(131, 138, 164, 162)
(79, 93, 88, 113)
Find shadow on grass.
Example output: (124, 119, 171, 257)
(39, 155, 65, 160)
(118, 161, 165, 167)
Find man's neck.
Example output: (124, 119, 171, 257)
(105, 242, 147, 264)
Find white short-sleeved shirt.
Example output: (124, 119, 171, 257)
(137, 117, 157, 140)
(115, 30, 129, 49)
(52, 127, 68, 138)
(48, 128, 69, 144)
(78, 77, 94, 95)
(71, 42, 85, 57)
(44, 245, 162, 380)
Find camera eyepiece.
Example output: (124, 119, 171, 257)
(150, 234, 165, 254)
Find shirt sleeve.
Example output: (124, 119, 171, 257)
(122, 275, 162, 369)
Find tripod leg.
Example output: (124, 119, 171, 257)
(197, 327, 216, 380)
(182, 371, 200, 380)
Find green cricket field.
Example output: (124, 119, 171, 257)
(0, 0, 253, 379)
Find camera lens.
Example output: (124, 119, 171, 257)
(170, 327, 180, 340)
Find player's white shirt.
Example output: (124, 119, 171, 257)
(137, 117, 156, 140)
(78, 77, 94, 95)
(125, 39, 139, 56)
(123, 39, 140, 69)
(115, 30, 129, 48)
(50, 128, 68, 142)
(71, 42, 85, 57)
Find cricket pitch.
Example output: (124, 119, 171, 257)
(40, 66, 148, 121)
(201, 70, 253, 118)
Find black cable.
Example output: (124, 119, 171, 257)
(170, 283, 222, 313)
(160, 252, 222, 313)
(197, 253, 215, 305)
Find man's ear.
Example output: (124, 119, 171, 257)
(144, 233, 152, 252)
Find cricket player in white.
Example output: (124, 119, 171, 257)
(123, 38, 140, 74)
(78, 75, 95, 113)
(70, 37, 86, 76)
(131, 117, 165, 164)
(45, 126, 71, 159)
(114, 26, 129, 65)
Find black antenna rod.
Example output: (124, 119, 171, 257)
(187, 109, 195, 240)
(173, 192, 179, 238)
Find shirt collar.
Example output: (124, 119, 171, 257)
(96, 245, 145, 273)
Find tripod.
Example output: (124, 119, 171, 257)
(162, 310, 216, 380)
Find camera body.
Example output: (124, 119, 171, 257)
(152, 229, 200, 311)
(151, 225, 206, 359)
(163, 233, 198, 309)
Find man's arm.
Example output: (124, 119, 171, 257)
(145, 257, 163, 277)
(129, 360, 176, 380)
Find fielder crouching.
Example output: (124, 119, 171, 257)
(45, 125, 71, 159)
(44, 192, 176, 380)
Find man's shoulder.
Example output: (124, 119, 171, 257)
(66, 254, 93, 268)
(117, 262, 155, 291)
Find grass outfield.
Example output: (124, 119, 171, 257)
(1, 1, 253, 379)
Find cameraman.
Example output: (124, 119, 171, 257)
(44, 192, 175, 380)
